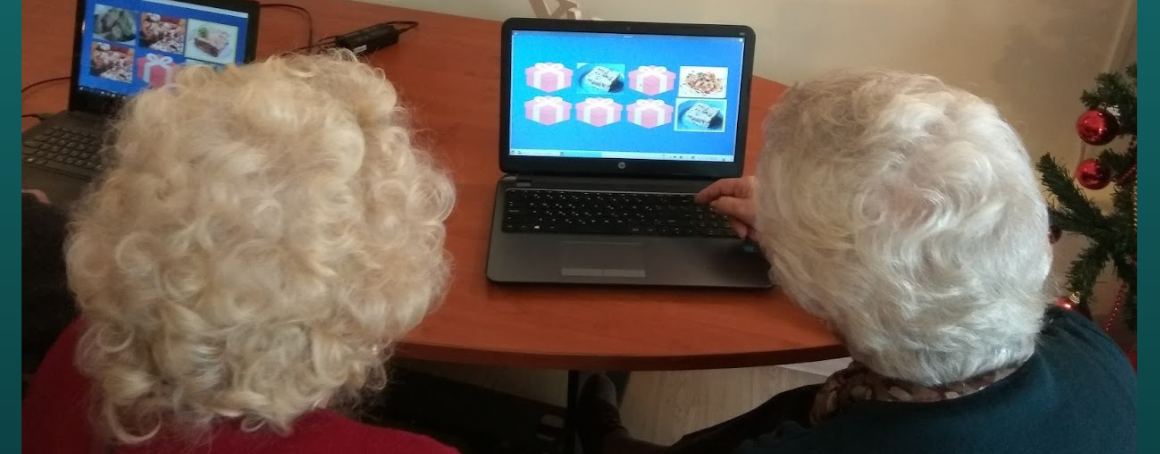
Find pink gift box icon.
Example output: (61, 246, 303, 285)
(136, 53, 179, 88)
(524, 96, 572, 125)
(628, 66, 676, 96)
(576, 97, 623, 127)
(626, 99, 674, 129)
(525, 62, 573, 92)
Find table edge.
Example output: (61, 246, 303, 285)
(397, 341, 849, 371)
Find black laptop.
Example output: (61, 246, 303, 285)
(485, 18, 771, 288)
(22, 0, 259, 204)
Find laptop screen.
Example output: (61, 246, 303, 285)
(508, 30, 747, 163)
(78, 0, 252, 99)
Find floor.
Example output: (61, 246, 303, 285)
(398, 358, 849, 446)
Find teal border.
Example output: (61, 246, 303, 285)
(11, 0, 25, 448)
(1137, 0, 1152, 450)
(9, 4, 1149, 454)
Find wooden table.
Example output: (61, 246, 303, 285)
(22, 0, 844, 372)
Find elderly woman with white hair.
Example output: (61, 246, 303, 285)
(23, 51, 459, 454)
(577, 69, 1136, 454)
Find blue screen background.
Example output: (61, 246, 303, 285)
(78, 0, 250, 97)
(510, 31, 746, 160)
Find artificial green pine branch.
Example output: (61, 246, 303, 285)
(1097, 148, 1137, 178)
(1047, 209, 1113, 243)
(1037, 155, 1104, 221)
(1111, 254, 1137, 296)
(1111, 184, 1135, 229)
(1067, 242, 1111, 305)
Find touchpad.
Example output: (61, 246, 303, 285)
(559, 241, 646, 278)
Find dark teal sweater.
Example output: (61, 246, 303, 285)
(735, 308, 1136, 454)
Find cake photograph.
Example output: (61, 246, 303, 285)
(184, 19, 238, 65)
(140, 13, 187, 54)
(574, 63, 626, 94)
(678, 66, 728, 99)
(92, 5, 138, 44)
(674, 99, 727, 132)
(89, 42, 134, 83)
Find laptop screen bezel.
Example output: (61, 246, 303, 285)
(67, 0, 261, 116)
(499, 18, 757, 180)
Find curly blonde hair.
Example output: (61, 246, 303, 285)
(65, 50, 455, 443)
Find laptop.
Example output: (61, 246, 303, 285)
(486, 18, 772, 288)
(21, 0, 260, 204)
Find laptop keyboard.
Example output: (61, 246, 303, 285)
(502, 189, 738, 237)
(22, 125, 103, 178)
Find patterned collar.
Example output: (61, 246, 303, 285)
(809, 360, 1023, 425)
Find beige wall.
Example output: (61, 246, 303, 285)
(368, 0, 1136, 315)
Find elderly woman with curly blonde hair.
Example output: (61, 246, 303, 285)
(23, 51, 459, 454)
(577, 69, 1136, 454)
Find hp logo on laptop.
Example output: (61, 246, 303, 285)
(618, 162, 626, 169)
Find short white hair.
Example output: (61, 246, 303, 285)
(66, 50, 455, 442)
(754, 68, 1052, 385)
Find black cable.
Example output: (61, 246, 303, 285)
(22, 78, 67, 121)
(261, 3, 314, 49)
(22, 77, 69, 95)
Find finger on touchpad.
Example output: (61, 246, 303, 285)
(559, 241, 646, 278)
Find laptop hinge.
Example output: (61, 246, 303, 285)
(515, 174, 533, 188)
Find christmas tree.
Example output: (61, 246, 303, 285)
(1037, 64, 1137, 333)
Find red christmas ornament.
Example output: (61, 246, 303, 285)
(1075, 108, 1119, 146)
(1049, 226, 1062, 244)
(1075, 158, 1111, 190)
(1054, 294, 1076, 311)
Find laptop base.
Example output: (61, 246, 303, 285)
(21, 112, 105, 206)
(485, 175, 772, 289)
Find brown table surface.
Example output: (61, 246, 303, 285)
(22, 0, 844, 371)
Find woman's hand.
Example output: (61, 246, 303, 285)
(695, 176, 758, 239)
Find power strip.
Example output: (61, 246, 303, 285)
(334, 23, 400, 55)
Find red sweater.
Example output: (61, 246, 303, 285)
(23, 321, 460, 454)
